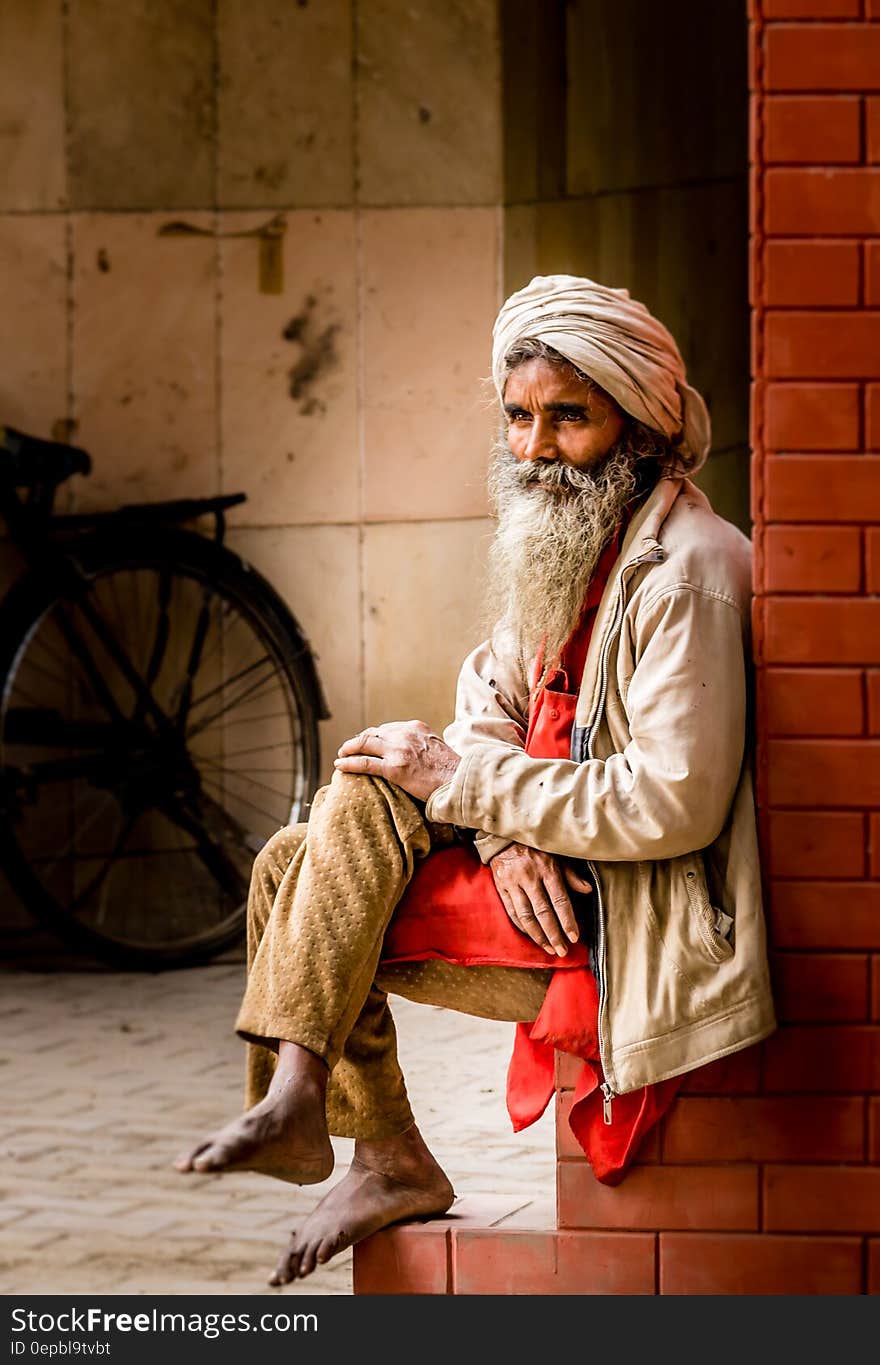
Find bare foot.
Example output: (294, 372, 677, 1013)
(269, 1125, 454, 1283)
(173, 1042, 334, 1185)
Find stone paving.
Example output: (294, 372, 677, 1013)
(0, 933, 556, 1298)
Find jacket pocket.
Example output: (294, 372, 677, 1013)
(682, 853, 735, 965)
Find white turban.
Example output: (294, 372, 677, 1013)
(492, 274, 711, 472)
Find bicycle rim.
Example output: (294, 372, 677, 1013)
(0, 535, 320, 967)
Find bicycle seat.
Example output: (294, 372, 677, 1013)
(1, 426, 91, 487)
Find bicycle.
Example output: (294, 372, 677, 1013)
(0, 425, 329, 970)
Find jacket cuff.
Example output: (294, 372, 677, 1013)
(424, 749, 477, 826)
(472, 831, 512, 864)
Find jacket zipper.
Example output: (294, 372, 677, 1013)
(583, 543, 666, 1124)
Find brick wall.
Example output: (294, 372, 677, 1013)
(356, 0, 880, 1295)
(746, 0, 880, 1294)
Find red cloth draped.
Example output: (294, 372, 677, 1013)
(380, 531, 681, 1183)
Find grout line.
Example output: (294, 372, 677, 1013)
(353, 0, 366, 734)
(212, 0, 222, 499)
(60, 0, 76, 511)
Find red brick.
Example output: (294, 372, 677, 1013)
(765, 457, 880, 522)
(764, 668, 864, 735)
(868, 527, 880, 586)
(766, 600, 880, 664)
(870, 0, 880, 17)
(874, 951, 880, 1016)
(870, 1097, 880, 1159)
(766, 169, 880, 235)
(353, 1222, 449, 1294)
(762, 1023, 880, 1089)
(873, 812, 880, 878)
(765, 383, 860, 451)
(765, 810, 865, 876)
(765, 1165, 880, 1231)
(452, 1228, 656, 1295)
(662, 1096, 864, 1162)
(660, 1232, 863, 1295)
(767, 311, 880, 379)
(555, 1090, 660, 1163)
(868, 386, 880, 450)
(764, 526, 861, 591)
(766, 25, 880, 91)
(766, 95, 862, 163)
(770, 881, 880, 949)
(869, 671, 880, 733)
(764, 241, 860, 307)
(867, 243, 880, 307)
(767, 738, 880, 805)
(771, 951, 870, 1021)
(678, 1047, 762, 1095)
(869, 97, 880, 163)
(764, 0, 862, 12)
(557, 1162, 758, 1231)
(765, 0, 864, 12)
(870, 1239, 880, 1295)
(555, 1051, 580, 1089)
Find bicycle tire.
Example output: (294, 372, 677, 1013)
(0, 525, 324, 969)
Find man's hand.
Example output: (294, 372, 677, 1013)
(489, 842, 592, 957)
(334, 720, 461, 803)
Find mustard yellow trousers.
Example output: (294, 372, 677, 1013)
(237, 769, 551, 1140)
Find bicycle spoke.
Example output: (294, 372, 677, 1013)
(196, 754, 295, 801)
(185, 653, 275, 717)
(160, 795, 249, 900)
(199, 771, 289, 827)
(35, 788, 120, 874)
(68, 811, 139, 918)
(185, 668, 285, 741)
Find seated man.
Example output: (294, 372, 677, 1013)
(175, 274, 776, 1285)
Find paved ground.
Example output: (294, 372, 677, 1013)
(0, 930, 556, 1298)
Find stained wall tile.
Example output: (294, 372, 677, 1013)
(363, 518, 494, 734)
(227, 524, 362, 786)
(218, 0, 353, 208)
(361, 209, 498, 523)
(0, 216, 67, 438)
(72, 213, 217, 510)
(221, 210, 358, 526)
(0, 1, 66, 211)
(357, 0, 502, 206)
(68, 0, 214, 209)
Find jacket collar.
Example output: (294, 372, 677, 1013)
(618, 475, 685, 566)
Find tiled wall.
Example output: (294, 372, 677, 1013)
(0, 0, 503, 805)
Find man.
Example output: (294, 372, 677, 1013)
(175, 274, 776, 1285)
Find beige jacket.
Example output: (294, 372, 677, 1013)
(426, 476, 776, 1102)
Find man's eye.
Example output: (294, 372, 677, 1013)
(557, 410, 586, 422)
(508, 410, 530, 422)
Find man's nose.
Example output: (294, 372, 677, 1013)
(522, 417, 558, 461)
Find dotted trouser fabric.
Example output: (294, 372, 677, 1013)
(237, 769, 552, 1140)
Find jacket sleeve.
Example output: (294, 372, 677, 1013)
(426, 585, 747, 862)
(432, 632, 531, 864)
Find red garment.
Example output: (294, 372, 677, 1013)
(381, 531, 681, 1183)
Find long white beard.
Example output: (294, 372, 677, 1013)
(483, 439, 640, 678)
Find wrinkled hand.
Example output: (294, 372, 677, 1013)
(334, 720, 461, 803)
(489, 842, 592, 957)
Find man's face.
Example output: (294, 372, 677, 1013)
(503, 357, 626, 473)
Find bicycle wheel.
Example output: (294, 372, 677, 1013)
(0, 526, 323, 968)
